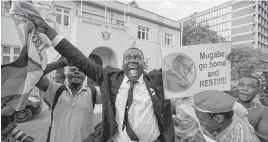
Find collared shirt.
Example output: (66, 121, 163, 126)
(173, 98, 216, 142)
(51, 35, 159, 141)
(172, 98, 254, 142)
(42, 79, 100, 142)
(113, 74, 160, 142)
(215, 115, 260, 142)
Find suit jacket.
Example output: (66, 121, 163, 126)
(54, 39, 175, 142)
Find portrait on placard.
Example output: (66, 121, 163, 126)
(162, 53, 197, 93)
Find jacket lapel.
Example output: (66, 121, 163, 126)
(111, 75, 124, 96)
(143, 72, 162, 118)
(110, 74, 124, 107)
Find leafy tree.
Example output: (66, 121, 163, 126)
(226, 45, 268, 79)
(182, 20, 225, 46)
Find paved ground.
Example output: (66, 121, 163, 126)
(17, 103, 102, 142)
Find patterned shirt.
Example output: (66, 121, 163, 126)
(215, 115, 260, 142)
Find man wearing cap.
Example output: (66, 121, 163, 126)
(194, 90, 260, 142)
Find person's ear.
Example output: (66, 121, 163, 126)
(214, 115, 224, 124)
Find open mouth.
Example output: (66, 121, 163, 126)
(129, 67, 138, 76)
(72, 75, 82, 80)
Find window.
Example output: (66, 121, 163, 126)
(228, 22, 231, 28)
(1, 46, 20, 64)
(222, 23, 226, 29)
(225, 22, 228, 29)
(1, 1, 11, 15)
(55, 7, 70, 26)
(138, 26, 150, 40)
(164, 33, 173, 46)
(116, 20, 124, 26)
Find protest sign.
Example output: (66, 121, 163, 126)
(162, 43, 231, 99)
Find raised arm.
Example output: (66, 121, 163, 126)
(27, 14, 103, 85)
(43, 58, 68, 76)
(36, 59, 68, 92)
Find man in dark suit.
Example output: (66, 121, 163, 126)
(28, 14, 174, 142)
(87, 54, 103, 86)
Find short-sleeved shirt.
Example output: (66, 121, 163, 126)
(42, 79, 99, 142)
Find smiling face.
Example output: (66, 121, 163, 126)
(123, 48, 145, 81)
(236, 77, 259, 103)
(67, 66, 86, 85)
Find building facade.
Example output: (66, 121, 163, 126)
(180, 0, 268, 50)
(1, 1, 181, 72)
(179, 0, 268, 68)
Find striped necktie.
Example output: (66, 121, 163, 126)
(122, 80, 139, 141)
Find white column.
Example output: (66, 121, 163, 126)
(127, 4, 130, 24)
(80, 0, 83, 16)
(123, 3, 126, 24)
(181, 21, 183, 46)
(105, 0, 107, 22)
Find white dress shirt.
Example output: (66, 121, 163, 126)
(113, 74, 160, 142)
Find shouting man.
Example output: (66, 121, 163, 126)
(236, 76, 268, 141)
(28, 13, 174, 142)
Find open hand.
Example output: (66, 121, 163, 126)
(27, 13, 58, 40)
(27, 13, 51, 34)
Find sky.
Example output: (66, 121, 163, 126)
(117, 0, 230, 21)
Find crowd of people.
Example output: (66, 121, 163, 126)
(2, 9, 268, 142)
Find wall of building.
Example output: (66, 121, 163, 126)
(232, 15, 254, 27)
(179, 0, 268, 68)
(74, 16, 129, 68)
(1, 15, 21, 47)
(232, 1, 254, 11)
(1, 1, 181, 72)
(232, 24, 254, 35)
